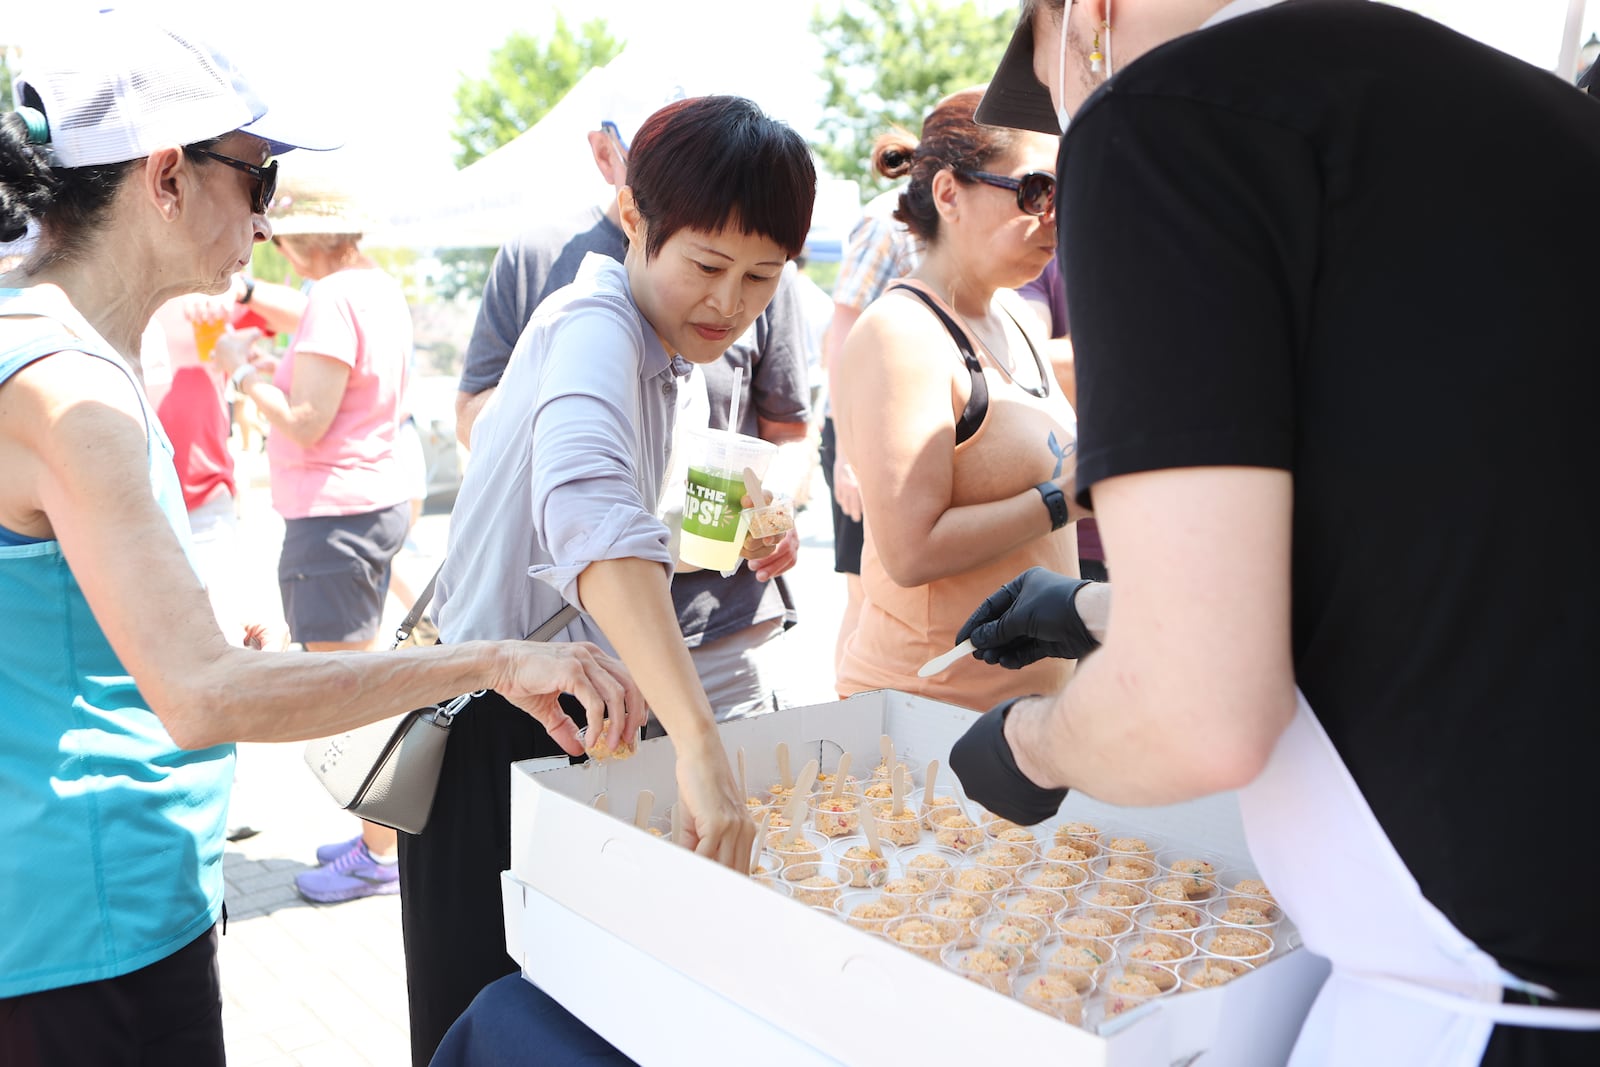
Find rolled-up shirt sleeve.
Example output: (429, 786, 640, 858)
(525, 305, 675, 611)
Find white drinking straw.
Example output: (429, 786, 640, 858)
(727, 366, 744, 433)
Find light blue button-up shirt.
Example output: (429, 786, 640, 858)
(437, 253, 697, 647)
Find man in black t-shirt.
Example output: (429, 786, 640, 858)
(951, 2, 1600, 1063)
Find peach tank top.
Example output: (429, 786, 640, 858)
(837, 283, 1079, 710)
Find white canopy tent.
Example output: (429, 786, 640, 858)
(371, 63, 620, 249)
(365, 0, 1591, 252)
(371, 43, 860, 252)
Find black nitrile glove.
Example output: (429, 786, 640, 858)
(949, 697, 1068, 826)
(955, 567, 1100, 669)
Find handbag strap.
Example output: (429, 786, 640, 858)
(527, 604, 579, 642)
(393, 563, 581, 649)
(392, 562, 445, 650)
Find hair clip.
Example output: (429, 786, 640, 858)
(16, 106, 50, 146)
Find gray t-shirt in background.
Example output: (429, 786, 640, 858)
(458, 205, 626, 397)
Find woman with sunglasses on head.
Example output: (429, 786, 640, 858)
(832, 86, 1086, 711)
(0, 14, 641, 1063)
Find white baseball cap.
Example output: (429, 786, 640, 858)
(13, 8, 340, 168)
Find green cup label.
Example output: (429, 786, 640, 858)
(683, 466, 747, 542)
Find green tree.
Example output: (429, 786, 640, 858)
(1, 51, 15, 112)
(450, 15, 624, 168)
(811, 0, 1015, 192)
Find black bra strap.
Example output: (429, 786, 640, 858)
(890, 283, 988, 444)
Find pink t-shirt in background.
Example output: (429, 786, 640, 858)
(267, 268, 412, 519)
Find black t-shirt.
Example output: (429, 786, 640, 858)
(1061, 0, 1600, 1016)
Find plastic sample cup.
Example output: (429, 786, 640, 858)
(1121, 932, 1199, 971)
(1101, 831, 1164, 860)
(975, 913, 1052, 960)
(915, 890, 993, 929)
(898, 843, 967, 890)
(826, 836, 899, 887)
(1091, 855, 1159, 884)
(942, 940, 1027, 993)
(781, 861, 852, 908)
(1095, 964, 1179, 1021)
(1018, 860, 1089, 896)
(1133, 902, 1210, 938)
(1042, 934, 1116, 972)
(868, 800, 923, 847)
(678, 426, 776, 571)
(1057, 906, 1135, 941)
(191, 317, 227, 362)
(928, 809, 985, 851)
(991, 885, 1073, 923)
(1205, 895, 1284, 933)
(1014, 965, 1095, 1024)
(1217, 867, 1276, 904)
(1155, 848, 1226, 902)
(766, 828, 828, 868)
(1179, 955, 1256, 991)
(882, 915, 964, 962)
(1197, 927, 1275, 964)
(832, 889, 907, 933)
(809, 792, 862, 838)
(746, 495, 795, 540)
(1082, 881, 1151, 914)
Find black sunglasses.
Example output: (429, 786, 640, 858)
(190, 149, 278, 214)
(958, 169, 1056, 217)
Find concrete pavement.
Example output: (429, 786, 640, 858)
(215, 447, 847, 1065)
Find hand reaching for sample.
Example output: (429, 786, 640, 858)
(674, 732, 757, 871)
(956, 567, 1103, 668)
(496, 641, 647, 757)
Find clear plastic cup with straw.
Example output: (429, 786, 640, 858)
(678, 369, 778, 574)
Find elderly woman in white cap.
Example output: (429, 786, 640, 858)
(0, 12, 645, 1063)
(210, 181, 419, 904)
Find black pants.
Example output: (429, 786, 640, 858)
(398, 689, 584, 1067)
(0, 926, 224, 1067)
(819, 418, 864, 575)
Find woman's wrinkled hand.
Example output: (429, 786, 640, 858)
(496, 641, 648, 757)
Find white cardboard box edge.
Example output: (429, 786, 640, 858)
(506, 690, 1327, 1066)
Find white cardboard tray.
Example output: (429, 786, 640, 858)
(504, 690, 1329, 1065)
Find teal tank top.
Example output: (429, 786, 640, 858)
(0, 287, 235, 996)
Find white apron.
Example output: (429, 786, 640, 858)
(1236, 692, 1600, 1066)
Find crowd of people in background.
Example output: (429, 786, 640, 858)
(3, 2, 1599, 1065)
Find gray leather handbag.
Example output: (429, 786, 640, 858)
(303, 565, 578, 834)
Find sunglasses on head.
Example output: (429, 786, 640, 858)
(190, 149, 278, 214)
(958, 169, 1056, 217)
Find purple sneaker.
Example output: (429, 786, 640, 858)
(315, 833, 364, 865)
(295, 841, 400, 903)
